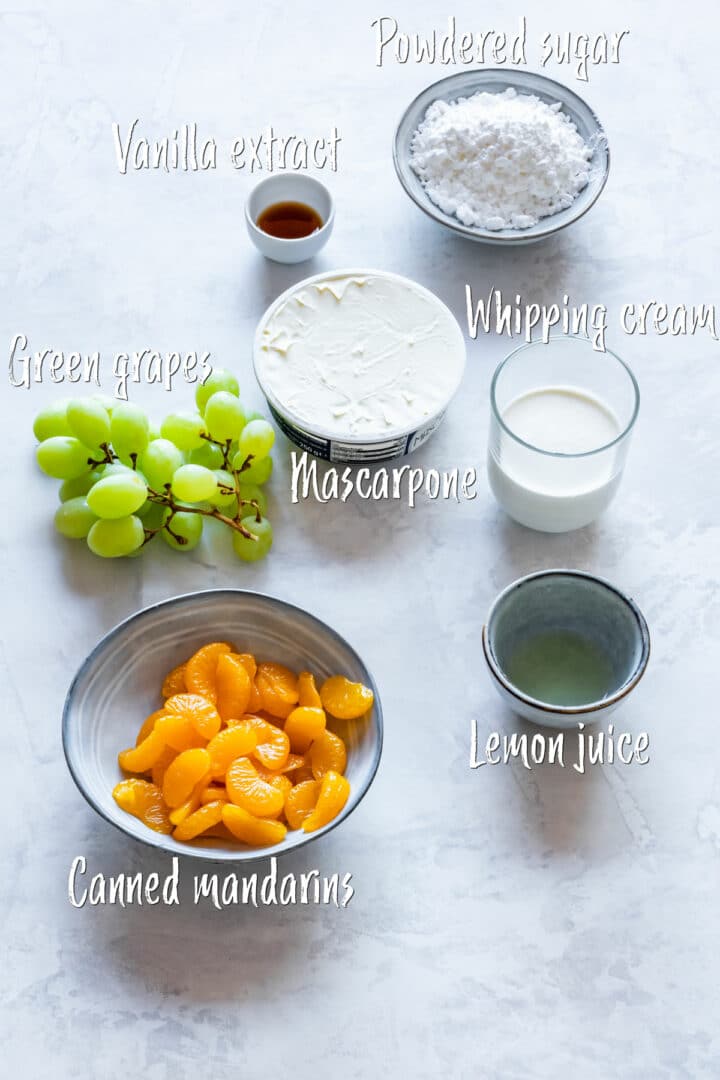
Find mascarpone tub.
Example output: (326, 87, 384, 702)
(253, 269, 466, 462)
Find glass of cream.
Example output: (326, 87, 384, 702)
(487, 336, 639, 532)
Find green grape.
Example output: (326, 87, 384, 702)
(148, 420, 161, 440)
(232, 451, 273, 485)
(140, 438, 184, 490)
(135, 498, 154, 520)
(87, 515, 145, 557)
(232, 515, 273, 561)
(101, 462, 135, 478)
(244, 410, 265, 424)
(160, 411, 205, 451)
(54, 497, 98, 539)
(58, 469, 104, 502)
(110, 403, 149, 460)
(66, 399, 111, 449)
(171, 464, 217, 502)
(187, 443, 224, 469)
(237, 482, 268, 517)
(237, 418, 275, 461)
(161, 510, 203, 551)
(36, 436, 94, 479)
(195, 368, 240, 413)
(33, 399, 72, 442)
(209, 469, 236, 508)
(204, 392, 245, 442)
(87, 472, 147, 519)
(141, 501, 167, 532)
(92, 393, 116, 415)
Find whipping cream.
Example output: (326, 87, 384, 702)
(255, 272, 465, 439)
(502, 387, 619, 455)
(488, 386, 624, 532)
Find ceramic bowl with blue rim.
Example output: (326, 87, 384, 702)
(63, 590, 383, 861)
(482, 570, 650, 728)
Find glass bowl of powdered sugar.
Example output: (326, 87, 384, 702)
(394, 69, 609, 245)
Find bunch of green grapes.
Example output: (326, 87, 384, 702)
(33, 370, 276, 562)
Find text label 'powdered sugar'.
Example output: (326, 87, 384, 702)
(371, 17, 630, 83)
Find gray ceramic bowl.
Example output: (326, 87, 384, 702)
(393, 69, 609, 246)
(482, 570, 650, 728)
(63, 590, 383, 861)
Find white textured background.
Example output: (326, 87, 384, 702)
(2, 1, 719, 1077)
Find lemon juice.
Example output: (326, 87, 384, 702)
(505, 629, 615, 706)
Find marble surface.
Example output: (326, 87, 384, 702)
(2, 2, 720, 1077)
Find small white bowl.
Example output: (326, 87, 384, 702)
(245, 174, 334, 264)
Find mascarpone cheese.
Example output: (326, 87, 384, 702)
(255, 271, 465, 438)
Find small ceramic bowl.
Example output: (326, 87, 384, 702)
(482, 570, 650, 728)
(245, 174, 334, 263)
(394, 68, 609, 246)
(63, 590, 382, 862)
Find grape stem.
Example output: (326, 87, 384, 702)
(143, 452, 260, 543)
(199, 432, 234, 469)
(87, 443, 117, 468)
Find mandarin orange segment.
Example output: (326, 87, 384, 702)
(253, 724, 290, 771)
(200, 785, 229, 804)
(135, 708, 166, 746)
(276, 752, 306, 775)
(255, 766, 293, 799)
(222, 804, 287, 846)
(113, 779, 172, 834)
(285, 779, 320, 829)
(164, 693, 221, 739)
(162, 748, 212, 808)
(184, 642, 232, 702)
(216, 653, 253, 722)
(151, 746, 178, 788)
(226, 756, 285, 818)
(236, 653, 257, 680)
(113, 641, 367, 847)
(284, 706, 326, 754)
(203, 822, 236, 842)
(256, 662, 299, 719)
(172, 800, 225, 842)
(206, 722, 257, 778)
(161, 663, 187, 699)
(169, 784, 203, 826)
(154, 712, 207, 752)
(298, 671, 322, 708)
(320, 675, 374, 719)
(310, 729, 347, 779)
(244, 715, 290, 770)
(292, 754, 315, 784)
(302, 770, 350, 832)
(118, 728, 167, 773)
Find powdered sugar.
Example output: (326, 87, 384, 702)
(409, 87, 593, 231)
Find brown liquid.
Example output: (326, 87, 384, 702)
(256, 200, 323, 239)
